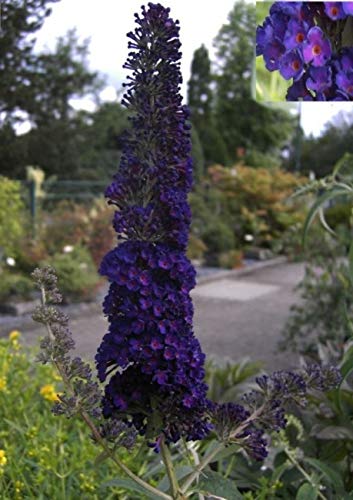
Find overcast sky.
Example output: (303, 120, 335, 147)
(32, 0, 353, 138)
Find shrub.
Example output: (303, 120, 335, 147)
(218, 249, 243, 269)
(42, 201, 90, 255)
(15, 238, 49, 273)
(0, 272, 33, 303)
(202, 220, 235, 263)
(0, 177, 26, 256)
(280, 240, 352, 359)
(47, 246, 100, 302)
(187, 233, 207, 261)
(207, 164, 306, 250)
(86, 199, 116, 267)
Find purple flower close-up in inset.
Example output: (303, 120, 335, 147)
(256, 1, 353, 101)
(302, 27, 331, 66)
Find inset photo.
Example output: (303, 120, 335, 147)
(255, 1, 353, 101)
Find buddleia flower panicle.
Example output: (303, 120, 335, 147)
(95, 3, 211, 448)
(211, 363, 341, 461)
(32, 267, 102, 419)
(256, 2, 353, 100)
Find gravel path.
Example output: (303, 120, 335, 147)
(15, 261, 305, 370)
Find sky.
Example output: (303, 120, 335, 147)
(26, 0, 353, 138)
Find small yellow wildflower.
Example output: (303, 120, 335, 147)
(0, 376, 7, 392)
(9, 330, 20, 341)
(14, 480, 24, 494)
(0, 450, 7, 467)
(40, 384, 60, 402)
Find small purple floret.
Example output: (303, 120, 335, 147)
(303, 26, 331, 67)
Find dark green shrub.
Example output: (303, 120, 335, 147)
(187, 233, 207, 261)
(0, 272, 34, 302)
(280, 241, 352, 359)
(217, 249, 243, 269)
(0, 176, 26, 256)
(48, 246, 100, 302)
(202, 220, 235, 262)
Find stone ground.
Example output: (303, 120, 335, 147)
(15, 261, 305, 371)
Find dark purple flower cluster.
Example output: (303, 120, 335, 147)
(96, 3, 210, 447)
(256, 2, 353, 100)
(211, 363, 341, 461)
(212, 403, 268, 461)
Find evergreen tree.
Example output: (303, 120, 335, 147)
(187, 45, 229, 168)
(214, 1, 295, 164)
(0, 0, 60, 124)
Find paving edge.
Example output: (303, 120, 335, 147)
(0, 256, 288, 336)
(196, 256, 288, 285)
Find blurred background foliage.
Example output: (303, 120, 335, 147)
(1, 0, 353, 303)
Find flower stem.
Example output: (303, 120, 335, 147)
(285, 447, 326, 500)
(180, 443, 224, 494)
(160, 436, 185, 499)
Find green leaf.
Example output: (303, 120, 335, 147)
(158, 466, 193, 492)
(304, 458, 345, 493)
(303, 188, 351, 246)
(296, 482, 318, 500)
(311, 424, 353, 440)
(99, 477, 157, 499)
(194, 470, 243, 499)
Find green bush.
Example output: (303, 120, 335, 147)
(47, 246, 100, 302)
(280, 240, 352, 359)
(0, 272, 33, 302)
(202, 220, 235, 262)
(0, 177, 26, 256)
(217, 250, 243, 269)
(186, 233, 207, 261)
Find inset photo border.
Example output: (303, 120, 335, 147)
(255, 1, 353, 102)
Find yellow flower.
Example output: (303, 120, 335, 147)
(9, 330, 20, 341)
(0, 377, 7, 392)
(0, 449, 7, 467)
(40, 384, 60, 402)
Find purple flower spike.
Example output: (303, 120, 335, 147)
(303, 26, 332, 67)
(306, 65, 332, 92)
(343, 2, 353, 15)
(96, 3, 211, 448)
(279, 49, 304, 80)
(324, 2, 347, 20)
